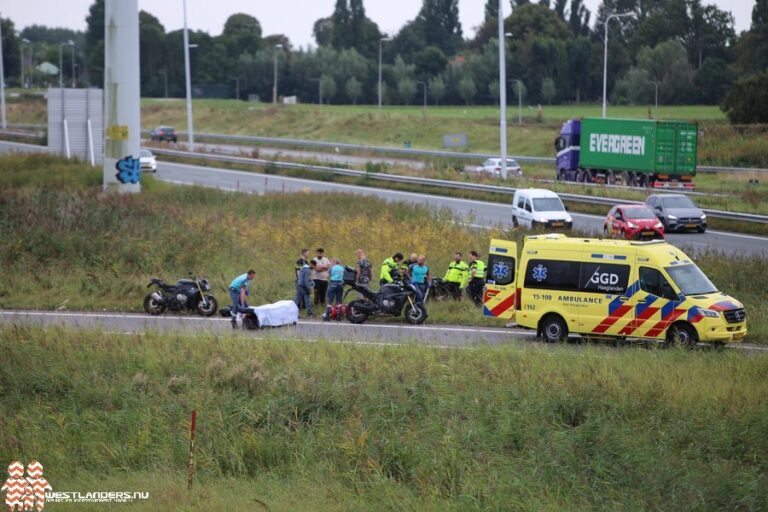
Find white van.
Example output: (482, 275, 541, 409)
(512, 188, 573, 230)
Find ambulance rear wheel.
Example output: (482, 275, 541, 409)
(666, 322, 698, 348)
(540, 314, 568, 343)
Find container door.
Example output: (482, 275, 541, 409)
(674, 122, 698, 175)
(483, 238, 518, 319)
(656, 122, 676, 175)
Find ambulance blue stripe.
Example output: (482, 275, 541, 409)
(661, 299, 680, 319)
(483, 306, 493, 317)
(635, 295, 657, 316)
(687, 306, 701, 321)
(609, 280, 640, 314)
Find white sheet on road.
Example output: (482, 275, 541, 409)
(248, 300, 298, 327)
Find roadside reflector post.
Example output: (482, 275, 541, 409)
(187, 410, 197, 490)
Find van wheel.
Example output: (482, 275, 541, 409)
(666, 322, 698, 348)
(540, 315, 568, 343)
(512, 216, 519, 228)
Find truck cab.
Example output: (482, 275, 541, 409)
(555, 119, 581, 182)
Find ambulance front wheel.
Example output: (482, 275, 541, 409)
(666, 322, 698, 348)
(540, 314, 568, 343)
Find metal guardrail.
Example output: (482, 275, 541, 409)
(152, 147, 768, 225)
(8, 124, 768, 173)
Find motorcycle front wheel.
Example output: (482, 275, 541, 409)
(197, 295, 218, 317)
(404, 303, 427, 325)
(143, 293, 166, 315)
(346, 300, 369, 324)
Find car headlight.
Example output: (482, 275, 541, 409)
(699, 309, 719, 318)
(667, 214, 677, 220)
(627, 222, 637, 229)
(700, 214, 707, 220)
(654, 222, 663, 229)
(565, 217, 572, 223)
(538, 218, 547, 223)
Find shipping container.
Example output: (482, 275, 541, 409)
(555, 118, 698, 188)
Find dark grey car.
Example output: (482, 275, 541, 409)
(645, 194, 707, 233)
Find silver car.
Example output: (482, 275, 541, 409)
(140, 149, 157, 173)
(475, 158, 522, 178)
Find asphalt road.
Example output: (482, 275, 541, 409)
(2, 139, 767, 256)
(155, 160, 768, 257)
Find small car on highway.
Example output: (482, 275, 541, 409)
(512, 188, 573, 230)
(645, 194, 707, 233)
(140, 148, 157, 173)
(475, 158, 522, 178)
(150, 125, 178, 143)
(604, 204, 664, 240)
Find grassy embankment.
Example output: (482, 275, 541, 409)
(1, 153, 766, 342)
(1, 326, 767, 511)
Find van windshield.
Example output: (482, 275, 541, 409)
(533, 198, 565, 212)
(665, 264, 718, 295)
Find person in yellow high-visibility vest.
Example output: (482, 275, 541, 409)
(443, 252, 469, 299)
(467, 250, 487, 306)
(379, 252, 404, 286)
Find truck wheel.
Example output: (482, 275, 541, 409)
(557, 169, 565, 181)
(540, 315, 568, 343)
(581, 171, 590, 183)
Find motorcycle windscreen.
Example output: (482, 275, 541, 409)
(483, 238, 517, 319)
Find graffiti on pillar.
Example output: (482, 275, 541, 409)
(115, 156, 141, 184)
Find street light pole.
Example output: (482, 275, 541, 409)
(378, 36, 391, 111)
(498, 3, 508, 180)
(651, 81, 659, 119)
(71, 42, 76, 87)
(272, 43, 283, 105)
(182, 0, 195, 151)
(58, 40, 73, 88)
(602, 12, 634, 118)
(0, 16, 6, 129)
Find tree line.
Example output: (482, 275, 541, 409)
(1, 0, 766, 122)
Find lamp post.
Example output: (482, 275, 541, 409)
(0, 16, 6, 129)
(182, 0, 195, 151)
(511, 79, 523, 125)
(272, 43, 283, 105)
(415, 80, 427, 113)
(498, 2, 509, 179)
(311, 78, 322, 105)
(159, 68, 168, 98)
(21, 39, 32, 88)
(59, 40, 73, 88)
(378, 35, 391, 111)
(602, 12, 634, 118)
(70, 42, 76, 87)
(650, 80, 659, 119)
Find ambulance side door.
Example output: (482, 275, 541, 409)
(579, 255, 637, 337)
(483, 238, 518, 320)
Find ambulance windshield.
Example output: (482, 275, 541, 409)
(665, 264, 718, 296)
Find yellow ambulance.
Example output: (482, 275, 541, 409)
(483, 234, 746, 345)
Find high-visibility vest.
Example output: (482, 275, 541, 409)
(444, 260, 469, 285)
(380, 257, 399, 283)
(470, 259, 486, 280)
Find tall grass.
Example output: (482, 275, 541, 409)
(1, 154, 766, 341)
(1, 326, 767, 510)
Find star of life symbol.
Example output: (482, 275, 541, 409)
(492, 261, 510, 281)
(1, 461, 51, 511)
(532, 264, 548, 282)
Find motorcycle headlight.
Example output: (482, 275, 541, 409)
(699, 309, 719, 318)
(667, 214, 677, 220)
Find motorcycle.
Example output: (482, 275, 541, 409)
(343, 269, 427, 325)
(143, 274, 218, 316)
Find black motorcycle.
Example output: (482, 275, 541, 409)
(143, 274, 218, 316)
(343, 268, 427, 325)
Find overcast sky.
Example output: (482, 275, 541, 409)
(1, 0, 754, 48)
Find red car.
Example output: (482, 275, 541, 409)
(604, 204, 665, 240)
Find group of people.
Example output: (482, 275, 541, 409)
(379, 250, 486, 304)
(227, 248, 487, 327)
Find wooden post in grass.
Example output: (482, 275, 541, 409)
(187, 410, 197, 490)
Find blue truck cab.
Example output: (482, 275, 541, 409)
(554, 119, 581, 182)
